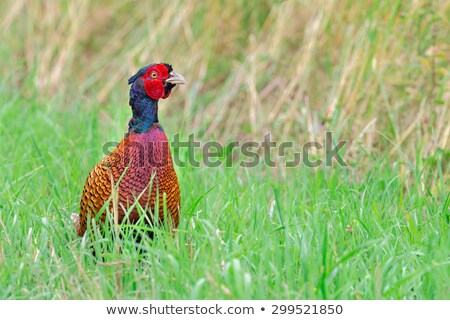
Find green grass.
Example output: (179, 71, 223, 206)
(0, 87, 448, 299)
(0, 0, 449, 299)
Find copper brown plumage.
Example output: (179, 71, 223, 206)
(74, 63, 186, 237)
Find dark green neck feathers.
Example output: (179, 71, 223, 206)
(127, 78, 159, 134)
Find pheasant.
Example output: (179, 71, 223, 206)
(73, 63, 186, 237)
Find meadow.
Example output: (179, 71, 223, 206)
(0, 0, 448, 299)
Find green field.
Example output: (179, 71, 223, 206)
(0, 0, 449, 299)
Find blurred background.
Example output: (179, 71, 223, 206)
(1, 0, 449, 165)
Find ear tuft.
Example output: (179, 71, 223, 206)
(162, 63, 173, 73)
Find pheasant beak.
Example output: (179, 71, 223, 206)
(166, 71, 187, 85)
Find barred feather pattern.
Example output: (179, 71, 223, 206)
(77, 123, 180, 236)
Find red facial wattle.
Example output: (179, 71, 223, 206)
(140, 64, 170, 100)
(144, 79, 165, 100)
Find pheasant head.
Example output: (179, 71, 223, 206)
(127, 63, 186, 133)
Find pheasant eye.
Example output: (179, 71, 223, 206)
(150, 71, 158, 79)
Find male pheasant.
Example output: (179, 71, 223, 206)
(74, 63, 186, 237)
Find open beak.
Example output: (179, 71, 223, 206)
(166, 71, 187, 85)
